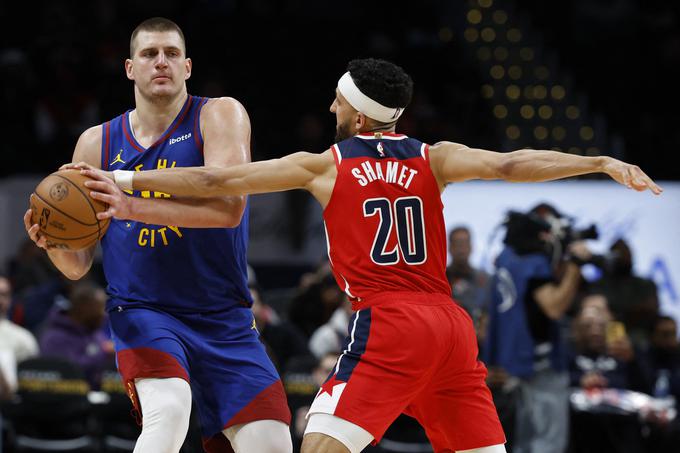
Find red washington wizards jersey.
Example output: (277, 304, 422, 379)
(323, 132, 452, 304)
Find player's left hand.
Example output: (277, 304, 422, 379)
(81, 170, 134, 220)
(603, 158, 663, 194)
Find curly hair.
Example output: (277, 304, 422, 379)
(347, 58, 414, 112)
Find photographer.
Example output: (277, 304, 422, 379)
(483, 203, 592, 453)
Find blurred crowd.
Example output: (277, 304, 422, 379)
(3, 1, 678, 180)
(1, 1, 678, 452)
(0, 201, 676, 453)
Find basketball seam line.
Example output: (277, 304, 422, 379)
(33, 191, 97, 227)
(39, 229, 102, 241)
(53, 173, 106, 238)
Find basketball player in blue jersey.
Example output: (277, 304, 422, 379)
(23, 17, 292, 453)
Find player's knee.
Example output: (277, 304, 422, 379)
(224, 419, 292, 453)
(153, 393, 191, 429)
(137, 378, 192, 431)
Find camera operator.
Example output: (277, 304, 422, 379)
(483, 203, 592, 453)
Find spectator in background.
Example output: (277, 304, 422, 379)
(0, 274, 38, 448)
(446, 225, 490, 323)
(249, 266, 309, 373)
(484, 204, 591, 453)
(288, 264, 345, 339)
(0, 275, 39, 364)
(289, 353, 338, 452)
(308, 297, 353, 360)
(592, 238, 659, 348)
(7, 240, 81, 334)
(568, 294, 646, 453)
(646, 316, 680, 397)
(641, 316, 680, 452)
(569, 293, 647, 392)
(38, 281, 114, 390)
(0, 351, 12, 453)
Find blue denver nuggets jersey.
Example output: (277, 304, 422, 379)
(100, 95, 252, 312)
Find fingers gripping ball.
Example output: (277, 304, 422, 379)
(30, 169, 111, 251)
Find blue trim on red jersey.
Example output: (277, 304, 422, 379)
(335, 308, 372, 382)
(336, 135, 424, 161)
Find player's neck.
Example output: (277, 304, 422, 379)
(131, 89, 188, 144)
(361, 123, 397, 135)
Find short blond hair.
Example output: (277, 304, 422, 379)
(130, 17, 185, 57)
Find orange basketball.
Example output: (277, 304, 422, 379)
(29, 169, 110, 251)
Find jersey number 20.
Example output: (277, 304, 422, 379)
(363, 196, 426, 265)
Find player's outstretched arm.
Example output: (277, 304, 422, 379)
(429, 141, 662, 194)
(135, 150, 332, 195)
(77, 150, 336, 220)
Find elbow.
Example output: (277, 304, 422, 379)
(217, 196, 247, 228)
(496, 153, 524, 181)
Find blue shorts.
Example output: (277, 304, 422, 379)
(108, 303, 290, 451)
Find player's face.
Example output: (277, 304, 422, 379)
(126, 31, 191, 100)
(330, 89, 358, 142)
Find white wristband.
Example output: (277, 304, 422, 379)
(113, 170, 134, 191)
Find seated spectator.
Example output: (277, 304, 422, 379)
(308, 297, 353, 360)
(0, 349, 13, 453)
(0, 274, 38, 363)
(288, 263, 345, 338)
(641, 316, 680, 452)
(38, 281, 114, 389)
(646, 316, 680, 396)
(249, 266, 309, 373)
(569, 293, 648, 453)
(591, 238, 659, 348)
(569, 294, 647, 392)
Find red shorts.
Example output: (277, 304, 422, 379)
(307, 292, 505, 452)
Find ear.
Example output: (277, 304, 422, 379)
(184, 58, 192, 80)
(125, 59, 134, 81)
(354, 112, 367, 132)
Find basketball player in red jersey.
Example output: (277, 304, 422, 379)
(72, 58, 661, 453)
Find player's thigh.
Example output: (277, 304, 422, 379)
(223, 419, 292, 453)
(307, 306, 439, 441)
(408, 360, 505, 452)
(301, 433, 349, 453)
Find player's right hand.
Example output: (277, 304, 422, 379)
(23, 209, 48, 250)
(82, 171, 134, 221)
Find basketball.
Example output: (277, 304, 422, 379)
(29, 169, 110, 251)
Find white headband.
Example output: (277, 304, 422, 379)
(337, 72, 405, 123)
